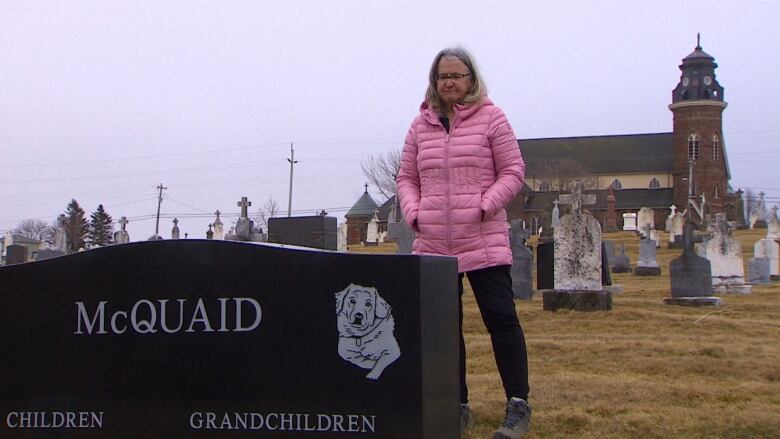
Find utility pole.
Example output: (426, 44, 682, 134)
(687, 159, 695, 218)
(155, 183, 167, 237)
(287, 142, 298, 217)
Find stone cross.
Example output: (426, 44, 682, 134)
(215, 210, 221, 221)
(557, 182, 596, 215)
(119, 216, 129, 231)
(670, 205, 677, 215)
(237, 198, 251, 218)
(173, 218, 179, 226)
(714, 212, 730, 235)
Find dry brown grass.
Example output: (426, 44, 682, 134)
(351, 229, 780, 438)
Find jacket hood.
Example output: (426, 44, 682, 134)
(419, 96, 493, 124)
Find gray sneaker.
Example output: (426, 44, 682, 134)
(460, 403, 474, 432)
(492, 397, 531, 439)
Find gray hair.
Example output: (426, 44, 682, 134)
(425, 46, 487, 114)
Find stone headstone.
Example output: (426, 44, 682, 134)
(337, 222, 348, 252)
(649, 229, 661, 248)
(611, 244, 632, 273)
(213, 210, 224, 240)
(635, 237, 661, 276)
(267, 216, 338, 250)
(551, 200, 560, 229)
(54, 213, 68, 252)
(665, 205, 677, 232)
(545, 184, 610, 311)
(665, 223, 722, 306)
(622, 213, 637, 231)
(0, 240, 459, 438)
(171, 218, 180, 240)
(668, 213, 685, 248)
(600, 241, 613, 287)
(754, 238, 779, 279)
(365, 211, 380, 246)
(637, 207, 655, 237)
(603, 240, 616, 268)
(509, 220, 533, 300)
(748, 257, 771, 285)
(704, 213, 751, 294)
(35, 248, 66, 261)
(206, 224, 214, 240)
(388, 221, 414, 255)
(605, 185, 618, 232)
(6, 244, 28, 265)
(751, 192, 768, 229)
(767, 206, 780, 240)
(114, 216, 130, 245)
(536, 239, 554, 290)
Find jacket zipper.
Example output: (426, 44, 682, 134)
(444, 113, 455, 254)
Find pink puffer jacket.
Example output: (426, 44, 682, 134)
(396, 97, 525, 273)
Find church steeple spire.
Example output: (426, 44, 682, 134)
(671, 35, 724, 103)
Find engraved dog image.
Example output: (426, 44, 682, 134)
(335, 284, 401, 380)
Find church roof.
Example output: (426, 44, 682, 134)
(345, 190, 378, 218)
(683, 45, 714, 62)
(519, 132, 674, 174)
(523, 188, 674, 212)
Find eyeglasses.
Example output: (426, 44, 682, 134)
(436, 73, 472, 82)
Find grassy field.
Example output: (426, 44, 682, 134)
(351, 228, 780, 438)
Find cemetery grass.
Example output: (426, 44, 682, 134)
(351, 229, 780, 438)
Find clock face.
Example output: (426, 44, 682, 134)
(682, 77, 690, 87)
(703, 76, 712, 85)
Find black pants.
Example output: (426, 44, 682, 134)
(459, 265, 529, 403)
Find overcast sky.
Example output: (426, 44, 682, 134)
(2, 0, 778, 241)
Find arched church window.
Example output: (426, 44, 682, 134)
(539, 181, 551, 192)
(649, 178, 661, 189)
(714, 184, 720, 198)
(712, 134, 720, 161)
(688, 133, 700, 161)
(611, 179, 622, 190)
(681, 90, 689, 100)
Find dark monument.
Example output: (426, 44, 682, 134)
(536, 239, 554, 290)
(268, 215, 338, 250)
(509, 221, 533, 299)
(611, 244, 633, 273)
(5, 244, 28, 265)
(0, 240, 458, 438)
(665, 223, 721, 306)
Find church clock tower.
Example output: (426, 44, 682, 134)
(669, 35, 730, 219)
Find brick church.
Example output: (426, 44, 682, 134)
(509, 38, 743, 230)
(347, 39, 743, 241)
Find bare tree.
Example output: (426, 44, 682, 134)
(526, 158, 596, 192)
(12, 219, 55, 243)
(361, 149, 401, 201)
(255, 197, 281, 232)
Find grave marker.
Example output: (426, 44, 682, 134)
(0, 240, 459, 438)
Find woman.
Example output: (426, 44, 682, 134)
(396, 47, 531, 439)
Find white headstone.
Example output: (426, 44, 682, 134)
(551, 200, 560, 229)
(637, 207, 654, 237)
(365, 211, 379, 245)
(337, 222, 348, 252)
(171, 218, 180, 240)
(704, 214, 751, 294)
(554, 185, 601, 291)
(213, 210, 224, 240)
(754, 238, 779, 276)
(767, 206, 780, 239)
(114, 216, 130, 244)
(666, 205, 677, 232)
(622, 213, 637, 231)
(669, 213, 685, 244)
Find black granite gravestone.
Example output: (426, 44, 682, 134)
(536, 239, 554, 290)
(600, 242, 613, 286)
(0, 240, 458, 438)
(5, 244, 28, 265)
(665, 224, 720, 306)
(268, 216, 338, 250)
(509, 224, 533, 300)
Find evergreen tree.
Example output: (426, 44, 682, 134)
(63, 199, 89, 253)
(88, 204, 114, 247)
